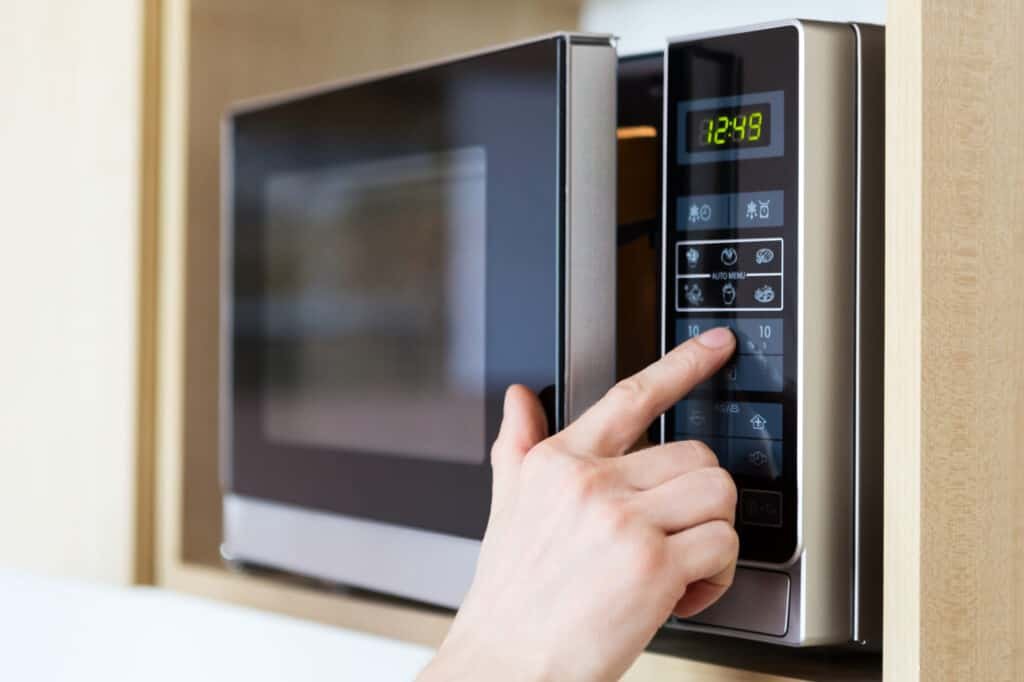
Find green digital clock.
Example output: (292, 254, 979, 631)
(685, 104, 772, 151)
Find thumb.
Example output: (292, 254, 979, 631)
(490, 385, 548, 500)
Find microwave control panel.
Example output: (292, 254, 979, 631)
(662, 26, 799, 564)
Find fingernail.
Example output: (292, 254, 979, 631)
(696, 326, 734, 349)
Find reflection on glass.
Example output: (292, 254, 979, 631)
(261, 147, 487, 464)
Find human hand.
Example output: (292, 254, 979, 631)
(419, 327, 739, 682)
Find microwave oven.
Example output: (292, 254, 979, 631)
(221, 22, 883, 650)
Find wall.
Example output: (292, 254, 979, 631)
(580, 0, 885, 55)
(0, 1, 144, 584)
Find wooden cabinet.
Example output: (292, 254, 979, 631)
(146, 1, 1024, 679)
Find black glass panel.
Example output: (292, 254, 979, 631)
(229, 37, 566, 540)
(665, 27, 799, 563)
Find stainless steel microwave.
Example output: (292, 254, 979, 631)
(221, 22, 883, 650)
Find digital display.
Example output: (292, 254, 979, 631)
(676, 90, 784, 164)
(686, 105, 771, 151)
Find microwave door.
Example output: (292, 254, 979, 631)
(221, 34, 616, 609)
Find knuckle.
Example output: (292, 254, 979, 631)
(708, 520, 740, 556)
(527, 440, 558, 462)
(519, 443, 566, 485)
(665, 345, 702, 380)
(630, 532, 668, 580)
(720, 566, 737, 590)
(607, 377, 655, 416)
(593, 498, 632, 534)
(565, 460, 606, 502)
(706, 468, 738, 509)
(686, 440, 720, 469)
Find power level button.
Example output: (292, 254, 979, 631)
(740, 489, 783, 527)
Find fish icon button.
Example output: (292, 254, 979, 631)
(755, 247, 775, 265)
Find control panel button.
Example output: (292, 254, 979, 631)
(678, 194, 732, 230)
(735, 191, 784, 228)
(720, 246, 739, 267)
(676, 276, 782, 311)
(677, 191, 784, 231)
(681, 245, 704, 272)
(675, 400, 783, 441)
(740, 489, 783, 527)
(679, 436, 783, 480)
(675, 400, 714, 436)
(702, 355, 784, 393)
(749, 278, 781, 306)
(677, 318, 783, 356)
(676, 235, 783, 311)
(680, 280, 706, 307)
(714, 400, 783, 440)
(728, 438, 783, 479)
(676, 435, 730, 468)
(676, 239, 782, 276)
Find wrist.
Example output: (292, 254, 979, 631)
(418, 631, 550, 682)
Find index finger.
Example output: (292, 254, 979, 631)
(555, 326, 735, 457)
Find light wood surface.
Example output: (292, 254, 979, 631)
(0, 0, 145, 585)
(883, 1, 922, 679)
(885, 0, 1024, 680)
(134, 0, 162, 586)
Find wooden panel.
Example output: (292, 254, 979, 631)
(134, 0, 162, 586)
(883, 1, 923, 679)
(885, 0, 1024, 680)
(0, 0, 144, 585)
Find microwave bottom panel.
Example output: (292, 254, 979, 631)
(222, 493, 480, 609)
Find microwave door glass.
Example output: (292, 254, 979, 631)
(224, 35, 601, 548)
(260, 148, 487, 465)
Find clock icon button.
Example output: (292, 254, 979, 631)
(720, 247, 739, 267)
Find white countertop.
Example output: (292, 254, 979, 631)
(0, 568, 435, 681)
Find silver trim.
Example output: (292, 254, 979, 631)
(850, 22, 885, 649)
(683, 568, 790, 636)
(228, 32, 614, 117)
(792, 19, 858, 646)
(666, 18, 804, 45)
(795, 18, 807, 574)
(223, 494, 480, 608)
(669, 557, 805, 645)
(565, 41, 618, 421)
